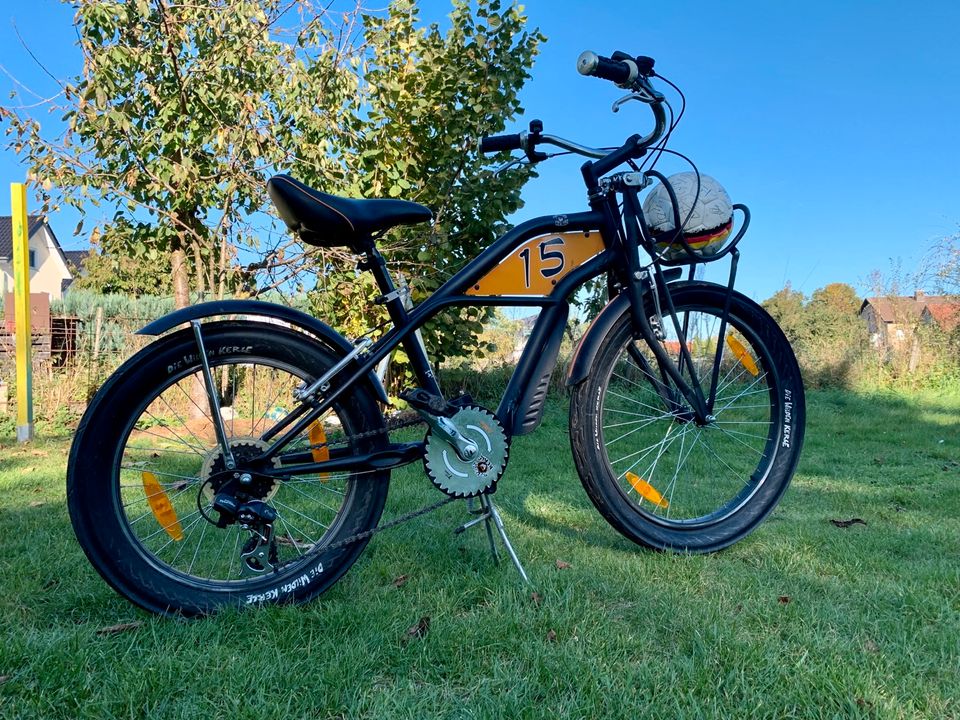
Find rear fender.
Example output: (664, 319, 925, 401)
(138, 300, 389, 404)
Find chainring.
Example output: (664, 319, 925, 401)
(424, 406, 509, 498)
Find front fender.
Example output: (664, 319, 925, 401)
(566, 269, 687, 388)
(138, 300, 389, 405)
(566, 293, 632, 388)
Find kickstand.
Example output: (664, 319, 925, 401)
(455, 494, 530, 585)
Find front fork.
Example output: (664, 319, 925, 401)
(619, 242, 741, 424)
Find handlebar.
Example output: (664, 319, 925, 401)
(576, 51, 636, 85)
(479, 50, 668, 183)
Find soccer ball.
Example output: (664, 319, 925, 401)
(642, 172, 734, 261)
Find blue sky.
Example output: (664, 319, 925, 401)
(1, 0, 958, 302)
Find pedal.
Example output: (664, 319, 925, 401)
(399, 388, 457, 417)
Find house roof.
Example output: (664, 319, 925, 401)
(63, 249, 90, 270)
(860, 294, 958, 324)
(0, 215, 46, 259)
(923, 302, 960, 332)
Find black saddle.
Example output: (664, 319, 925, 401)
(267, 174, 432, 251)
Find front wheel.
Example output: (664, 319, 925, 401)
(570, 283, 805, 553)
(67, 321, 390, 615)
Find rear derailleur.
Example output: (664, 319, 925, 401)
(203, 471, 281, 576)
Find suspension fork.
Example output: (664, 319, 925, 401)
(705, 248, 740, 412)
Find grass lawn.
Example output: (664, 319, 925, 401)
(0, 388, 958, 719)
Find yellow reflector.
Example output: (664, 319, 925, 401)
(141, 471, 183, 541)
(308, 421, 331, 482)
(625, 472, 669, 508)
(726, 335, 759, 376)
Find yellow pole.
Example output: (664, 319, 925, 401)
(10, 183, 33, 442)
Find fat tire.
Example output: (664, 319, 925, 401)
(67, 321, 389, 616)
(569, 283, 805, 553)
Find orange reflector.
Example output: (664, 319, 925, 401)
(625, 472, 669, 508)
(308, 421, 331, 482)
(726, 335, 759, 376)
(141, 472, 183, 541)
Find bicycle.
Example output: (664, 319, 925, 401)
(67, 51, 806, 616)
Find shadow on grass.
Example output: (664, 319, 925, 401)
(499, 388, 959, 555)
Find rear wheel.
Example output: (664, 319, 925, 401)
(67, 322, 389, 615)
(570, 284, 805, 552)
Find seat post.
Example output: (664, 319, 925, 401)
(360, 241, 442, 396)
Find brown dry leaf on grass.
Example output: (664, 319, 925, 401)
(777, 596, 791, 604)
(555, 560, 571, 570)
(392, 574, 410, 588)
(830, 518, 867, 529)
(405, 616, 430, 640)
(96, 621, 144, 637)
(529, 592, 543, 606)
(545, 629, 557, 642)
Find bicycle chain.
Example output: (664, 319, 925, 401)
(274, 412, 461, 552)
(319, 495, 458, 553)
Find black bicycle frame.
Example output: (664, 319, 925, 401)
(258, 209, 607, 467)
(253, 186, 724, 477)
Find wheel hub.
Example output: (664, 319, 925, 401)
(200, 437, 280, 501)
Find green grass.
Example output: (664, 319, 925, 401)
(1, 389, 958, 719)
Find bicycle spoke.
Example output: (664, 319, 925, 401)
(607, 388, 674, 416)
(280, 480, 342, 516)
(707, 424, 768, 453)
(139, 410, 206, 455)
(272, 499, 331, 530)
(186, 518, 210, 575)
(697, 433, 751, 486)
(603, 411, 675, 445)
(124, 479, 197, 513)
(663, 431, 703, 518)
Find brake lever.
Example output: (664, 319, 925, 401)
(494, 157, 525, 176)
(611, 92, 646, 113)
(611, 85, 664, 113)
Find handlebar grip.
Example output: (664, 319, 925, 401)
(577, 51, 633, 85)
(479, 133, 523, 153)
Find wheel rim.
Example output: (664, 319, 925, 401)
(114, 356, 362, 588)
(600, 305, 780, 529)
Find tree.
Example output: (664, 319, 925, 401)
(932, 231, 960, 293)
(809, 282, 860, 316)
(2, 0, 354, 308)
(2, 0, 543, 370)
(298, 0, 543, 367)
(762, 283, 810, 347)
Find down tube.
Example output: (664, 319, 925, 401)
(496, 252, 611, 435)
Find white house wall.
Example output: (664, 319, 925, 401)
(0, 224, 72, 301)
